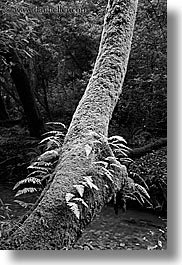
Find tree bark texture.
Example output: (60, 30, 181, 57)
(3, 0, 138, 249)
(8, 49, 44, 137)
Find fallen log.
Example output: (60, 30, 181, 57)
(129, 138, 167, 159)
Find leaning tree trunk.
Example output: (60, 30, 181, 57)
(3, 0, 138, 249)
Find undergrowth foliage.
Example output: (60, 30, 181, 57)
(64, 133, 152, 219)
(105, 135, 151, 213)
(13, 123, 152, 218)
(13, 122, 67, 208)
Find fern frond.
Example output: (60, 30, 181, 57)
(27, 165, 49, 173)
(92, 161, 108, 168)
(134, 183, 150, 198)
(135, 188, 152, 207)
(65, 193, 75, 203)
(38, 150, 59, 162)
(46, 121, 67, 129)
(110, 163, 122, 170)
(124, 194, 143, 204)
(140, 196, 153, 207)
(31, 161, 52, 167)
(85, 144, 92, 158)
(15, 187, 37, 197)
(130, 173, 148, 190)
(135, 190, 145, 203)
(114, 149, 129, 157)
(47, 139, 61, 148)
(46, 141, 59, 151)
(25, 171, 47, 179)
(93, 160, 114, 183)
(73, 198, 88, 208)
(124, 195, 136, 201)
(105, 156, 118, 163)
(87, 131, 104, 139)
(14, 200, 33, 209)
(42, 131, 65, 137)
(125, 187, 152, 207)
(127, 192, 144, 205)
(67, 202, 80, 219)
(108, 136, 131, 158)
(100, 167, 114, 182)
(73, 184, 85, 197)
(124, 177, 135, 190)
(129, 191, 153, 207)
(24, 177, 42, 185)
(41, 173, 52, 182)
(119, 158, 133, 164)
(114, 144, 129, 151)
(40, 136, 61, 147)
(83, 176, 99, 190)
(13, 177, 41, 190)
(108, 135, 127, 144)
(109, 142, 130, 151)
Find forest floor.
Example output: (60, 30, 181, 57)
(73, 207, 167, 250)
(0, 126, 167, 250)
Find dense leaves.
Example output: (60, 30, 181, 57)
(129, 147, 167, 213)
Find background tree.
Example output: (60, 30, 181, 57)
(0, 0, 45, 137)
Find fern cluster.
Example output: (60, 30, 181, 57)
(65, 175, 99, 219)
(66, 134, 151, 219)
(13, 126, 152, 216)
(13, 122, 66, 208)
(107, 135, 151, 209)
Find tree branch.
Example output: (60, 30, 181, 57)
(129, 138, 167, 159)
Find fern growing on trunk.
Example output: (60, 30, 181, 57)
(13, 125, 152, 217)
(13, 122, 67, 208)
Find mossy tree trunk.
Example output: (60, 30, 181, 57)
(4, 0, 138, 249)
